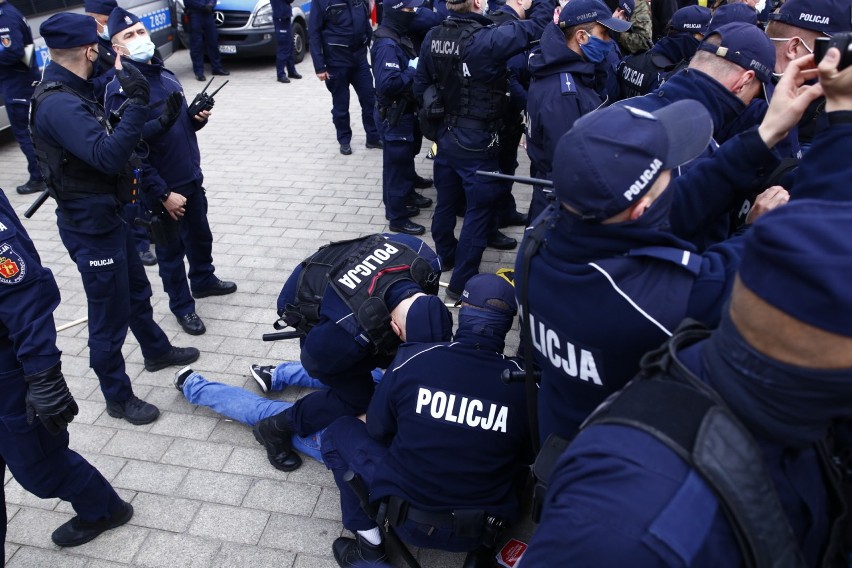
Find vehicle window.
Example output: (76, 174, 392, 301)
(8, 0, 85, 18)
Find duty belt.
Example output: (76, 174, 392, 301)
(446, 115, 493, 131)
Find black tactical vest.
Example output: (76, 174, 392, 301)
(616, 51, 674, 99)
(428, 18, 509, 129)
(277, 234, 440, 356)
(29, 81, 122, 201)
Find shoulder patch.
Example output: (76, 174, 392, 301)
(385, 61, 400, 69)
(560, 73, 577, 95)
(0, 243, 26, 285)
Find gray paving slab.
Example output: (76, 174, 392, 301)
(187, 503, 270, 545)
(0, 43, 535, 566)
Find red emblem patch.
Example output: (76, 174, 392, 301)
(0, 243, 26, 285)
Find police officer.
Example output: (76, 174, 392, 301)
(271, 0, 302, 82)
(616, 5, 711, 99)
(251, 233, 450, 471)
(766, 0, 851, 150)
(0, 0, 45, 195)
(525, 0, 629, 223)
(0, 188, 136, 551)
(514, 74, 810, 445)
(309, 0, 382, 155)
(84, 0, 118, 99)
(105, 8, 237, 337)
(372, 0, 435, 236)
(184, 0, 229, 81)
(30, 13, 199, 425)
(322, 274, 531, 567)
(488, 0, 535, 236)
(522, 203, 850, 564)
(413, 0, 555, 300)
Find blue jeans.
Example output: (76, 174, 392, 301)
(180, 365, 383, 463)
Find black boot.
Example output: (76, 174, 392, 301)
(332, 534, 387, 567)
(252, 415, 302, 471)
(463, 545, 498, 568)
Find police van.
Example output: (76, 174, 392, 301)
(0, 0, 176, 131)
(173, 0, 310, 63)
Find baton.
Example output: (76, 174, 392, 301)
(262, 330, 303, 341)
(475, 170, 553, 187)
(24, 188, 51, 219)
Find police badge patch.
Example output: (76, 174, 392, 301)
(0, 243, 26, 285)
(1, 35, 12, 49)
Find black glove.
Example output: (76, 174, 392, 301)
(117, 61, 150, 106)
(158, 91, 184, 132)
(25, 362, 79, 435)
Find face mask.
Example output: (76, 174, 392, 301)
(98, 24, 110, 41)
(579, 33, 613, 64)
(123, 36, 155, 63)
(753, 0, 765, 12)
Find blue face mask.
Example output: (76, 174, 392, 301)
(579, 33, 613, 64)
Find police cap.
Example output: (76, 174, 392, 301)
(707, 3, 758, 33)
(767, 0, 852, 36)
(460, 274, 517, 316)
(559, 0, 632, 33)
(552, 100, 712, 221)
(108, 7, 143, 41)
(697, 22, 775, 84)
(84, 0, 118, 15)
(405, 296, 453, 343)
(670, 6, 712, 36)
(40, 13, 98, 49)
(739, 200, 852, 338)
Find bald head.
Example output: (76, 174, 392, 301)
(729, 277, 852, 370)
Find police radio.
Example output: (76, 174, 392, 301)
(186, 77, 229, 117)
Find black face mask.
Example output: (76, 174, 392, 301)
(383, 8, 417, 34)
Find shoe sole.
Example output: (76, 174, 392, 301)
(106, 405, 160, 425)
(252, 426, 302, 472)
(488, 242, 518, 251)
(249, 366, 270, 393)
(144, 350, 200, 373)
(192, 286, 237, 299)
(389, 226, 425, 236)
(52, 503, 134, 547)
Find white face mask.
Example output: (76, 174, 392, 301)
(123, 36, 155, 63)
(754, 0, 766, 13)
(98, 24, 110, 41)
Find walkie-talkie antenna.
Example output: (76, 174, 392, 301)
(208, 79, 229, 98)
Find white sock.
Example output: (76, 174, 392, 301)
(357, 527, 382, 546)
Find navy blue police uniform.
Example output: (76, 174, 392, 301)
(184, 0, 227, 80)
(30, 14, 197, 423)
(522, 200, 852, 567)
(615, 6, 711, 100)
(413, 0, 555, 297)
(371, 0, 429, 232)
(271, 0, 300, 81)
(0, 1, 45, 193)
(515, 101, 750, 445)
(791, 112, 852, 202)
(321, 274, 531, 557)
(85, 0, 119, 100)
(255, 234, 448, 472)
(104, 9, 234, 334)
(488, 4, 532, 229)
(0, 187, 130, 548)
(525, 22, 605, 223)
(309, 0, 381, 149)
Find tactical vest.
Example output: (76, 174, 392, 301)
(580, 323, 849, 568)
(428, 18, 508, 130)
(276, 234, 440, 356)
(29, 81, 127, 202)
(616, 51, 674, 99)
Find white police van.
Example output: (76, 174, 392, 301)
(173, 0, 310, 63)
(0, 0, 176, 131)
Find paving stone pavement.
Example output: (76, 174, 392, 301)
(0, 48, 534, 568)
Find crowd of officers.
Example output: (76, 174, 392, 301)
(1, 0, 852, 566)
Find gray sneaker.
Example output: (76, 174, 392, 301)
(105, 395, 160, 425)
(250, 364, 274, 393)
